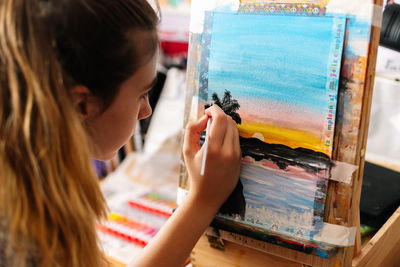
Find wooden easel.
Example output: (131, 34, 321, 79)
(189, 0, 395, 266)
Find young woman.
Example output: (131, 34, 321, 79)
(0, 0, 241, 266)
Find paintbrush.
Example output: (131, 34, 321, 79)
(200, 117, 212, 176)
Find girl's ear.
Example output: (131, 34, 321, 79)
(69, 85, 99, 119)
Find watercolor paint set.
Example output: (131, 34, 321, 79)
(98, 192, 176, 249)
(128, 192, 177, 218)
(97, 213, 157, 247)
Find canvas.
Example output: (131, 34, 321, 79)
(196, 10, 345, 239)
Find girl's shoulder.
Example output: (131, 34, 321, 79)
(0, 222, 12, 267)
(0, 221, 36, 267)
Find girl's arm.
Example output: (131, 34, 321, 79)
(129, 105, 241, 267)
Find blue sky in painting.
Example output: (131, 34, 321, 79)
(207, 12, 343, 113)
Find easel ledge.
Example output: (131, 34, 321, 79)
(192, 206, 400, 267)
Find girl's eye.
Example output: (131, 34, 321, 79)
(141, 92, 149, 99)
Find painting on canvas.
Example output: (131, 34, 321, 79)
(195, 11, 346, 240)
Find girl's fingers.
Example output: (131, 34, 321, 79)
(183, 115, 209, 157)
(223, 119, 241, 160)
(222, 118, 235, 149)
(232, 121, 241, 158)
(205, 106, 228, 146)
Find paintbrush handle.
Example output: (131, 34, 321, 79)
(200, 118, 212, 176)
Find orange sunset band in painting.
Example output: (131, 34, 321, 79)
(237, 121, 326, 154)
(235, 98, 330, 154)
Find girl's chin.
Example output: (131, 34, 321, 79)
(92, 149, 118, 161)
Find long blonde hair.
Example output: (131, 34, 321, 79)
(0, 0, 122, 266)
(0, 0, 159, 263)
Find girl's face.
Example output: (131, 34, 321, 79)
(85, 55, 157, 160)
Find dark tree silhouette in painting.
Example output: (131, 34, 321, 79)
(206, 90, 245, 219)
(209, 90, 242, 124)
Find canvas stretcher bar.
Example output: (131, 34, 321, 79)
(326, 0, 383, 261)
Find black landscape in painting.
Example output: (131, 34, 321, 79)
(240, 136, 333, 173)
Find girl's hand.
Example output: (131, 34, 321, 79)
(183, 105, 241, 210)
(132, 106, 240, 267)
